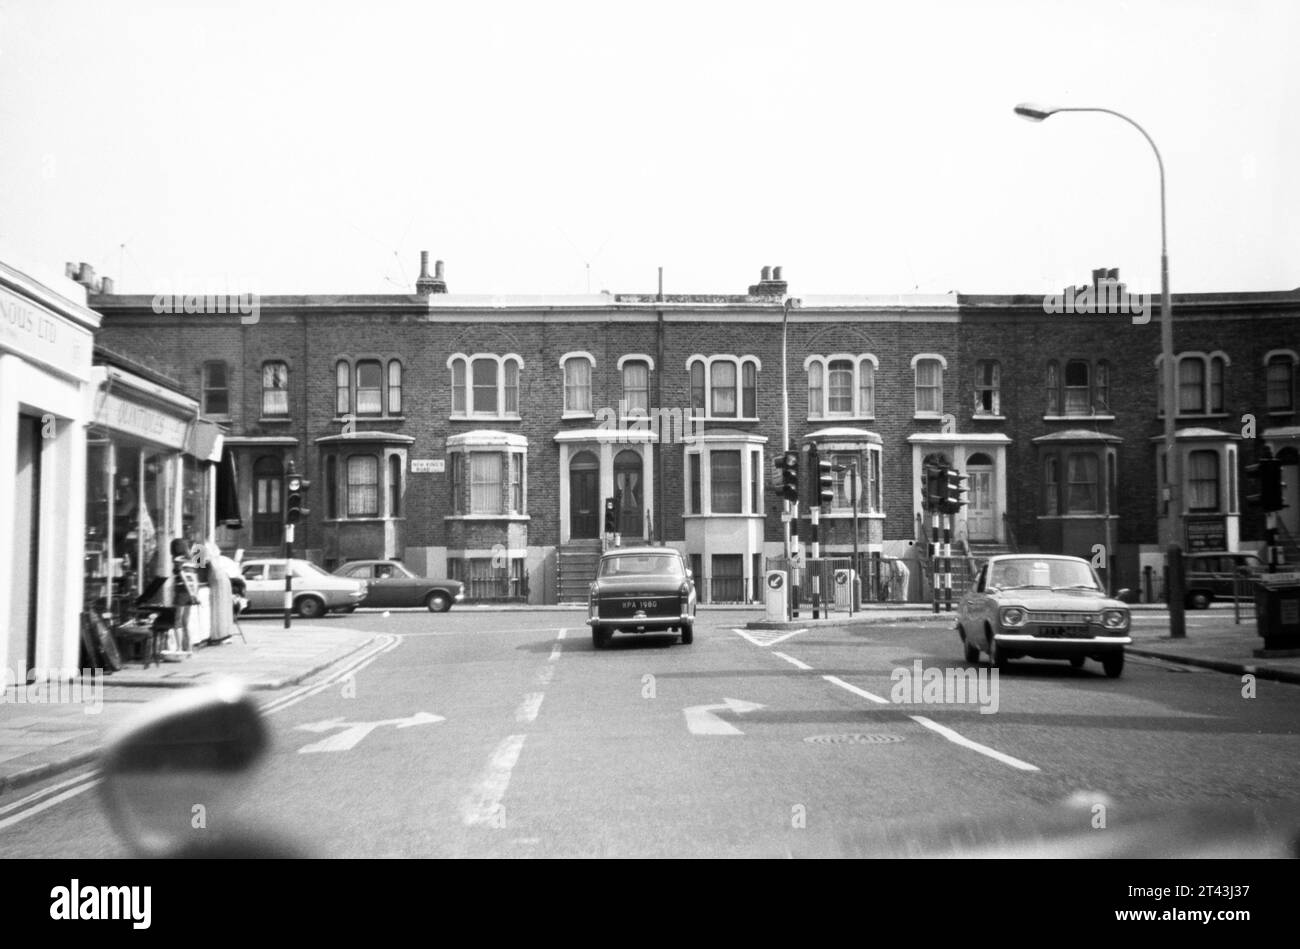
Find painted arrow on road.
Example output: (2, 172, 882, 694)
(683, 697, 765, 736)
(296, 711, 445, 753)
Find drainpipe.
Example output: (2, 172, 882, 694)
(656, 267, 665, 545)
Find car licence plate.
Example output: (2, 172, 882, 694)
(621, 600, 658, 611)
(1037, 625, 1089, 638)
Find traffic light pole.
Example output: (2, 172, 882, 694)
(283, 523, 293, 629)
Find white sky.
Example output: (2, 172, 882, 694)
(1, 0, 1296, 297)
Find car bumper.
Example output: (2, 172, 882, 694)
(587, 613, 693, 631)
(993, 632, 1131, 655)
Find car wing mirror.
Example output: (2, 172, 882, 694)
(99, 678, 268, 857)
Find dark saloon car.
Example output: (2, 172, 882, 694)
(331, 560, 465, 612)
(1184, 551, 1265, 609)
(587, 547, 696, 649)
(956, 554, 1132, 677)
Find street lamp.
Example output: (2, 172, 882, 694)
(1014, 101, 1185, 638)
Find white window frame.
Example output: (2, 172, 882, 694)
(618, 353, 655, 416)
(333, 357, 404, 420)
(685, 355, 761, 421)
(804, 354, 878, 420)
(448, 353, 525, 420)
(683, 442, 766, 516)
(1156, 351, 1231, 418)
(911, 353, 947, 419)
(559, 351, 595, 418)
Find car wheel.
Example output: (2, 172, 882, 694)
(1069, 655, 1086, 670)
(1102, 651, 1125, 678)
(1186, 592, 1211, 610)
(592, 628, 610, 649)
(680, 623, 694, 645)
(296, 596, 325, 619)
(987, 631, 1008, 671)
(426, 592, 451, 613)
(960, 627, 980, 664)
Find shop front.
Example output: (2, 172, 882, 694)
(84, 362, 225, 655)
(0, 261, 98, 685)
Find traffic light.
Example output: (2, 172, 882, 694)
(920, 465, 944, 509)
(816, 458, 835, 506)
(284, 466, 311, 525)
(1245, 446, 1287, 512)
(604, 496, 618, 533)
(773, 451, 799, 504)
(943, 467, 968, 513)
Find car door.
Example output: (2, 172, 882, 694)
(364, 564, 408, 608)
(241, 563, 271, 611)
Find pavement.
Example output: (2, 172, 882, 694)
(0, 601, 1295, 801)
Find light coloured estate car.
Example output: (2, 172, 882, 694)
(957, 554, 1132, 677)
(587, 547, 697, 649)
(240, 558, 368, 618)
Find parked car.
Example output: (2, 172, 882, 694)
(240, 558, 367, 618)
(331, 560, 465, 612)
(1183, 551, 1265, 609)
(587, 546, 696, 648)
(956, 554, 1132, 677)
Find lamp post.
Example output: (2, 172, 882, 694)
(1014, 102, 1185, 637)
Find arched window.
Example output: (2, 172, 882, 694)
(449, 354, 524, 418)
(1266, 351, 1297, 413)
(619, 356, 652, 414)
(562, 353, 593, 414)
(687, 356, 760, 419)
(913, 356, 945, 416)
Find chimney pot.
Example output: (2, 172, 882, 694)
(99, 276, 114, 294)
(435, 259, 445, 280)
(773, 266, 783, 281)
(419, 251, 430, 278)
(77, 262, 96, 286)
(1106, 267, 1119, 281)
(761, 265, 771, 281)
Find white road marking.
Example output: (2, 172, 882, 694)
(683, 697, 765, 736)
(907, 715, 1041, 772)
(821, 675, 890, 704)
(261, 634, 401, 715)
(772, 651, 813, 671)
(0, 778, 101, 832)
(515, 692, 545, 724)
(0, 771, 99, 817)
(296, 711, 445, 753)
(462, 734, 528, 826)
(732, 627, 810, 648)
(549, 627, 566, 661)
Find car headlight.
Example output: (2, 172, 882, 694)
(1101, 609, 1128, 629)
(1000, 607, 1027, 628)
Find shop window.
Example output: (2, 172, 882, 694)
(1188, 449, 1220, 512)
(203, 361, 230, 416)
(262, 361, 289, 417)
(347, 455, 379, 516)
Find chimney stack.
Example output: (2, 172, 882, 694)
(748, 264, 788, 297)
(415, 251, 447, 295)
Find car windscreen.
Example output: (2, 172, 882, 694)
(598, 554, 683, 578)
(990, 559, 1099, 591)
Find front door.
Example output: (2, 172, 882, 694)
(569, 452, 599, 539)
(613, 450, 644, 539)
(967, 465, 995, 539)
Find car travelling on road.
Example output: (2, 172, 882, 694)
(956, 554, 1132, 677)
(331, 559, 465, 612)
(1183, 550, 1265, 609)
(240, 558, 368, 618)
(587, 546, 696, 648)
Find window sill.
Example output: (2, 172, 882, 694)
(1156, 412, 1231, 421)
(562, 411, 595, 420)
(1043, 414, 1116, 422)
(913, 413, 944, 421)
(449, 414, 522, 423)
(444, 514, 531, 521)
(1267, 409, 1295, 417)
(972, 414, 1006, 422)
(816, 510, 886, 519)
(692, 416, 760, 423)
(1036, 514, 1119, 520)
(258, 416, 293, 424)
(682, 512, 765, 519)
(332, 416, 406, 423)
(807, 416, 876, 423)
(205, 414, 232, 423)
(323, 516, 403, 524)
